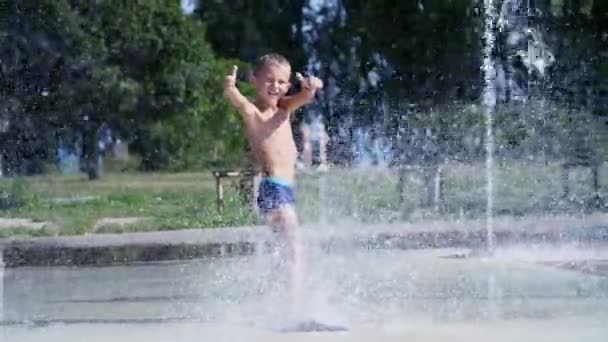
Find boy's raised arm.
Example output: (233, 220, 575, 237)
(224, 65, 258, 117)
(279, 72, 324, 114)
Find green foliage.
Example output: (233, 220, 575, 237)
(363, 0, 480, 98)
(556, 108, 608, 165)
(0, 0, 249, 174)
(72, 0, 250, 171)
(137, 58, 251, 171)
(196, 0, 307, 68)
(1, 0, 606, 175)
(104, 155, 141, 173)
(0, 177, 30, 210)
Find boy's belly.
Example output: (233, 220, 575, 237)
(254, 145, 297, 182)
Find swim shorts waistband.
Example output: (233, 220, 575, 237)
(261, 176, 293, 188)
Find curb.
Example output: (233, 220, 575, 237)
(2, 224, 607, 267)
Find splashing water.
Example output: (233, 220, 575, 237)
(352, 127, 392, 168)
(482, 0, 498, 253)
(0, 253, 4, 323)
(319, 169, 329, 225)
(180, 0, 198, 15)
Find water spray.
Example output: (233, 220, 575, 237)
(482, 0, 497, 253)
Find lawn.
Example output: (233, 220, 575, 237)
(0, 172, 258, 237)
(0, 161, 606, 237)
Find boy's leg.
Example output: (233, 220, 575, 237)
(266, 205, 304, 309)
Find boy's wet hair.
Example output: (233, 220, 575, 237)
(254, 53, 291, 75)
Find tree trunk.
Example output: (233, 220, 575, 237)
(0, 147, 3, 177)
(397, 167, 406, 206)
(561, 164, 570, 198)
(81, 121, 101, 180)
(591, 164, 599, 195)
(421, 165, 442, 210)
(419, 164, 446, 214)
(433, 165, 445, 214)
(397, 166, 413, 220)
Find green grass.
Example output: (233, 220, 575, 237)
(0, 161, 606, 237)
(296, 161, 607, 223)
(0, 172, 260, 236)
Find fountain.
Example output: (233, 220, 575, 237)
(2, 1, 608, 341)
(481, 1, 499, 320)
(482, 0, 498, 253)
(0, 252, 4, 324)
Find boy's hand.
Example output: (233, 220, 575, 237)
(223, 65, 256, 116)
(296, 72, 323, 92)
(278, 73, 323, 113)
(224, 65, 238, 94)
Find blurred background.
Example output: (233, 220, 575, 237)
(0, 0, 606, 236)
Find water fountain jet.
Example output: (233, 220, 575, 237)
(482, 0, 498, 253)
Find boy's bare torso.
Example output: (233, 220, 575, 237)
(223, 60, 323, 184)
(243, 107, 297, 182)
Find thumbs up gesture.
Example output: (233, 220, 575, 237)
(296, 72, 324, 92)
(224, 65, 238, 92)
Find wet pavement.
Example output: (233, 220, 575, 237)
(2, 213, 608, 267)
(2, 244, 608, 341)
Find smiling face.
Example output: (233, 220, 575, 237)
(251, 61, 292, 108)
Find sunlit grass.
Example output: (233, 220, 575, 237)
(0, 161, 605, 237)
(0, 172, 260, 236)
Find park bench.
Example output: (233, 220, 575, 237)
(211, 169, 261, 213)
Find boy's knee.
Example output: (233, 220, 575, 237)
(265, 206, 298, 230)
(279, 206, 298, 222)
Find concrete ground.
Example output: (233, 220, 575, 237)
(3, 319, 608, 342)
(2, 213, 608, 340)
(2, 246, 608, 341)
(1, 213, 608, 267)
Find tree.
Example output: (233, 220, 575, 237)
(0, 0, 246, 177)
(71, 0, 247, 172)
(196, 0, 307, 68)
(0, 0, 89, 175)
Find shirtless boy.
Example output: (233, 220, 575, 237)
(223, 53, 323, 308)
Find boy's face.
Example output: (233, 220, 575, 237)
(251, 62, 291, 107)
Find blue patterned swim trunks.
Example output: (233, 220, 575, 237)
(257, 177, 296, 214)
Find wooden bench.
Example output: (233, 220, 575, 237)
(211, 169, 260, 213)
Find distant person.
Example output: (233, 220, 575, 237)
(223, 54, 323, 313)
(300, 116, 329, 171)
(96, 123, 115, 176)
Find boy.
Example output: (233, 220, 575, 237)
(223, 53, 323, 310)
